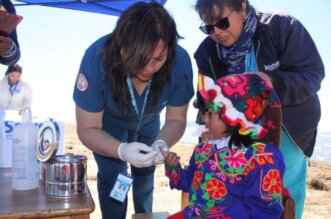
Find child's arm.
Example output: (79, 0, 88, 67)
(160, 148, 195, 192)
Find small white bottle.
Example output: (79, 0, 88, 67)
(12, 107, 39, 190)
(0, 106, 6, 167)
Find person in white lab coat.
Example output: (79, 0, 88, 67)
(0, 64, 32, 112)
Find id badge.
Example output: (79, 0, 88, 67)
(109, 172, 133, 203)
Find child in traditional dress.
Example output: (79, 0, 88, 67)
(161, 73, 285, 219)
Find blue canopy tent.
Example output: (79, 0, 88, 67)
(13, 0, 167, 16)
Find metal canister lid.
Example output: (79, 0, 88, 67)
(52, 155, 87, 163)
(36, 119, 60, 163)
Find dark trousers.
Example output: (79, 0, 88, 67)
(94, 152, 156, 219)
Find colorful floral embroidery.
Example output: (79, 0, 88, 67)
(217, 74, 249, 98)
(208, 159, 218, 171)
(206, 99, 224, 113)
(200, 206, 232, 219)
(215, 148, 247, 177)
(205, 178, 227, 200)
(197, 143, 213, 154)
(165, 141, 284, 218)
(243, 153, 274, 176)
(255, 153, 275, 166)
(165, 164, 180, 186)
(251, 142, 265, 154)
(262, 169, 282, 194)
(244, 95, 264, 122)
(224, 149, 247, 168)
(194, 208, 201, 216)
(205, 211, 232, 219)
(193, 171, 203, 190)
(195, 143, 213, 165)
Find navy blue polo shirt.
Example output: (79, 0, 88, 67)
(73, 35, 194, 145)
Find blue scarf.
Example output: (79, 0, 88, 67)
(216, 6, 257, 74)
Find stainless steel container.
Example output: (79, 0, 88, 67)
(36, 119, 87, 198)
(45, 155, 87, 197)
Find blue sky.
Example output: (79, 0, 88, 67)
(1, 0, 330, 133)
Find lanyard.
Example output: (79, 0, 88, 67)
(126, 73, 152, 141)
(245, 45, 257, 72)
(7, 78, 18, 96)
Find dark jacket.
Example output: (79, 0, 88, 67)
(194, 10, 325, 157)
(0, 0, 21, 65)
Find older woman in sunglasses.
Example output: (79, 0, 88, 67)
(193, 0, 324, 218)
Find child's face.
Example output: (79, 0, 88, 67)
(202, 110, 227, 139)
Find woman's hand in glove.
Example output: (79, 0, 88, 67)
(118, 142, 158, 168)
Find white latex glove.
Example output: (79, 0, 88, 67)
(151, 139, 169, 165)
(118, 142, 158, 168)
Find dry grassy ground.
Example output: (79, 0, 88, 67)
(64, 123, 331, 219)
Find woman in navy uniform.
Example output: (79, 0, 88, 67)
(73, 2, 194, 218)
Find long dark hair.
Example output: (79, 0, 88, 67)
(226, 125, 254, 149)
(103, 2, 181, 112)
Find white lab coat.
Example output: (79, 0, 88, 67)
(0, 76, 32, 111)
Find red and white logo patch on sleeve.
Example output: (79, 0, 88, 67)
(76, 73, 88, 92)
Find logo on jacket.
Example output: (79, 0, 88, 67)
(76, 73, 88, 92)
(264, 61, 280, 71)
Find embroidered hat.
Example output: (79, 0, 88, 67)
(198, 73, 282, 146)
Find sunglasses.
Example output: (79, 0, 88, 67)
(199, 9, 234, 35)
